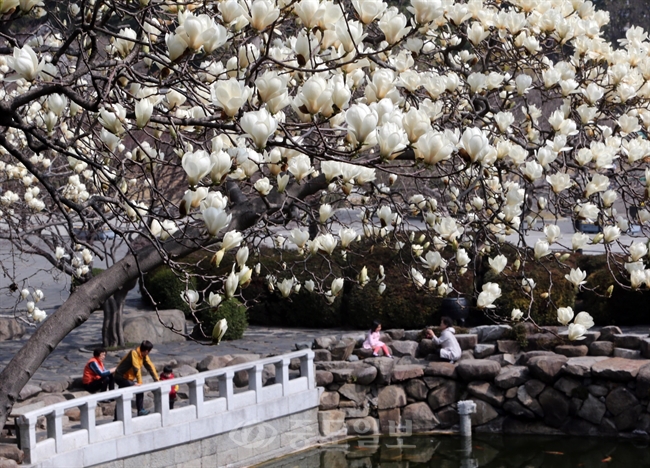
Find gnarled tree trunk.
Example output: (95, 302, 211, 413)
(101, 277, 137, 348)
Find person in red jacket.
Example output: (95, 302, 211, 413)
(159, 365, 179, 409)
(82, 348, 115, 394)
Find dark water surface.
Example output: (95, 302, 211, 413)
(254, 434, 650, 468)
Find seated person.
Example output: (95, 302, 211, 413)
(425, 317, 462, 362)
(82, 348, 115, 393)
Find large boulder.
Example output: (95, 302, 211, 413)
(197, 354, 232, 372)
(346, 416, 379, 436)
(562, 356, 609, 378)
(591, 358, 648, 381)
(425, 362, 457, 378)
(338, 384, 369, 405)
(427, 381, 458, 410)
(390, 340, 419, 358)
(589, 341, 614, 356)
(0, 446, 24, 464)
(516, 386, 544, 417)
(405, 379, 429, 401)
(417, 339, 438, 358)
(636, 363, 650, 400)
(473, 344, 496, 359)
(577, 394, 606, 425)
(527, 355, 568, 383)
(320, 391, 340, 410)
(364, 357, 395, 385)
(494, 366, 529, 389)
(469, 325, 511, 343)
(354, 365, 378, 385)
(18, 384, 41, 401)
(554, 345, 588, 357)
(497, 340, 521, 354)
(538, 387, 570, 428)
(391, 365, 424, 382)
(318, 410, 346, 436)
(455, 334, 478, 350)
(613, 334, 646, 350)
(467, 381, 505, 407)
(0, 318, 26, 341)
(316, 370, 333, 387)
(605, 387, 639, 416)
(456, 360, 501, 382)
(123, 309, 186, 344)
(402, 402, 439, 432)
(314, 335, 338, 350)
(377, 385, 407, 410)
(470, 398, 499, 426)
(227, 355, 262, 387)
(598, 326, 622, 341)
(640, 338, 650, 359)
(330, 339, 356, 361)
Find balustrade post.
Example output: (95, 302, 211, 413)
(248, 364, 265, 403)
(81, 401, 97, 443)
(218, 371, 234, 410)
(189, 376, 205, 418)
(46, 408, 64, 452)
(154, 385, 171, 426)
(274, 358, 290, 395)
(115, 392, 133, 435)
(300, 350, 315, 389)
(17, 416, 37, 464)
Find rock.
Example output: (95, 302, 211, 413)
(613, 348, 642, 360)
(578, 394, 606, 425)
(64, 407, 81, 421)
(18, 384, 41, 401)
(427, 381, 458, 410)
(346, 417, 379, 436)
(314, 335, 338, 349)
(314, 349, 332, 362)
(503, 418, 564, 435)
(524, 380, 546, 398)
(557, 331, 600, 346)
(487, 353, 516, 366)
(503, 400, 535, 419)
(526, 333, 561, 351)
(342, 405, 369, 419)
(295, 341, 311, 350)
(591, 358, 648, 382)
(391, 365, 424, 382)
(505, 387, 517, 399)
(330, 339, 356, 361)
(641, 339, 650, 359)
(197, 355, 232, 372)
(456, 360, 501, 382)
(0, 459, 19, 468)
(227, 355, 262, 387)
(377, 385, 407, 410)
(516, 386, 544, 417)
(339, 384, 369, 405)
(0, 446, 24, 464)
(497, 340, 521, 354)
(331, 368, 355, 383)
(402, 402, 438, 432)
(589, 341, 614, 356)
(517, 351, 556, 366)
(562, 356, 609, 377)
(470, 398, 499, 426)
(469, 325, 511, 343)
(0, 317, 26, 341)
(555, 345, 588, 357)
(404, 330, 421, 341)
(316, 370, 333, 387)
(123, 309, 186, 344)
(456, 334, 478, 350)
(554, 377, 582, 397)
(378, 408, 401, 433)
(636, 363, 650, 400)
(606, 387, 639, 416)
(527, 355, 568, 383)
(598, 326, 623, 341)
(588, 385, 608, 397)
(435, 406, 460, 428)
(390, 340, 418, 358)
(319, 391, 340, 410)
(424, 362, 457, 378)
(494, 366, 529, 389)
(348, 355, 359, 362)
(35, 394, 66, 406)
(396, 356, 424, 366)
(467, 382, 504, 407)
(405, 379, 429, 401)
(175, 364, 199, 377)
(364, 357, 396, 385)
(353, 348, 374, 359)
(615, 406, 642, 431)
(473, 344, 495, 359)
(354, 366, 378, 385)
(386, 329, 405, 340)
(613, 334, 646, 350)
(40, 380, 69, 394)
(538, 387, 570, 428)
(318, 410, 346, 436)
(458, 350, 475, 362)
(417, 339, 438, 358)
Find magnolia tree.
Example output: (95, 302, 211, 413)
(1, 0, 650, 425)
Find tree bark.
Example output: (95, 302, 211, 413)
(101, 277, 137, 348)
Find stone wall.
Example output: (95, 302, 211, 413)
(87, 408, 322, 468)
(314, 326, 650, 438)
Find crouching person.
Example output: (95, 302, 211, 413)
(82, 348, 115, 394)
(114, 340, 159, 417)
(425, 317, 462, 363)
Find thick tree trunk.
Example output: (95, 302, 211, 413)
(101, 278, 137, 347)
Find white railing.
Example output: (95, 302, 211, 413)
(17, 349, 316, 466)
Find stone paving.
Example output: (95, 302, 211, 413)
(0, 292, 357, 387)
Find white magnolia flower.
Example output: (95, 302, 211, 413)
(557, 306, 574, 326)
(211, 79, 252, 117)
(135, 99, 154, 128)
(628, 242, 648, 262)
(208, 292, 222, 307)
(330, 278, 344, 296)
(304, 279, 315, 292)
(488, 255, 507, 275)
(477, 282, 501, 308)
(221, 231, 243, 251)
(289, 229, 310, 248)
(544, 225, 562, 244)
(277, 277, 294, 298)
(568, 323, 587, 341)
(288, 154, 314, 182)
(565, 268, 587, 288)
(511, 308, 523, 321)
(603, 226, 620, 243)
(319, 204, 334, 223)
(420, 251, 447, 272)
(571, 232, 590, 251)
(254, 177, 272, 196)
(574, 311, 594, 329)
(410, 268, 426, 288)
(241, 109, 277, 149)
(7, 45, 45, 81)
(225, 268, 239, 298)
(182, 150, 212, 186)
(534, 239, 551, 259)
(181, 290, 199, 307)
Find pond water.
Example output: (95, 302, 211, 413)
(254, 434, 650, 468)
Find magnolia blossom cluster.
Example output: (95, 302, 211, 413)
(18, 287, 46, 322)
(3, 0, 650, 329)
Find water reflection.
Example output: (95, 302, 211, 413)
(254, 434, 650, 468)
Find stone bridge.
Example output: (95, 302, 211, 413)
(16, 350, 321, 468)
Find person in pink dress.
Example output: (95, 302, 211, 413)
(362, 320, 393, 358)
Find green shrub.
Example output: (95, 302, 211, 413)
(576, 254, 608, 276)
(141, 266, 196, 316)
(194, 298, 248, 341)
(580, 267, 650, 325)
